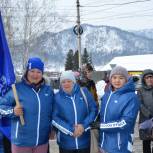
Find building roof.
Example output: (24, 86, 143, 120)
(97, 54, 153, 71)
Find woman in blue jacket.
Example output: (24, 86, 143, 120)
(99, 66, 139, 153)
(0, 57, 54, 153)
(52, 70, 98, 153)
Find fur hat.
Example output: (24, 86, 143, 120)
(60, 70, 76, 83)
(27, 57, 44, 73)
(109, 66, 129, 80)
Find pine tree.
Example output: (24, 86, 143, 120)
(73, 50, 79, 71)
(82, 48, 90, 64)
(65, 49, 74, 70)
(88, 52, 95, 70)
(82, 48, 95, 70)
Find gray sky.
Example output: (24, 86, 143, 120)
(55, 0, 153, 31)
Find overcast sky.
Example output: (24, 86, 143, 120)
(54, 0, 153, 31)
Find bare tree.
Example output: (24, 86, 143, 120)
(1, 0, 67, 72)
(0, 0, 16, 57)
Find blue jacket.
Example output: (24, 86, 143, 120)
(52, 84, 98, 150)
(99, 78, 139, 153)
(0, 79, 54, 146)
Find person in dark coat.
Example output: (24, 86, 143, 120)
(78, 64, 98, 107)
(76, 64, 99, 153)
(138, 69, 153, 153)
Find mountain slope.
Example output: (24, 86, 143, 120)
(14, 24, 153, 70)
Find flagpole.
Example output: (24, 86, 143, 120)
(12, 84, 25, 125)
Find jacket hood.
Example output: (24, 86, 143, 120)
(110, 77, 135, 94)
(59, 83, 80, 97)
(141, 69, 153, 88)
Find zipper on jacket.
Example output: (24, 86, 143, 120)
(101, 92, 112, 148)
(71, 96, 79, 149)
(15, 121, 19, 139)
(117, 132, 121, 150)
(57, 131, 60, 143)
(32, 89, 41, 146)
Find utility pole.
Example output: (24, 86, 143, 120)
(76, 0, 82, 70)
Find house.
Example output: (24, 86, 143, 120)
(96, 54, 153, 76)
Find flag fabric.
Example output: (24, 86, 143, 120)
(0, 12, 15, 140)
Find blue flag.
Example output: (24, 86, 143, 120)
(0, 12, 15, 140)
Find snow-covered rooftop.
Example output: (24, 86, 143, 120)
(97, 54, 153, 71)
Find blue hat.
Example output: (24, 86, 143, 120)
(27, 57, 44, 72)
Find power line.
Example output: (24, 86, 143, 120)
(80, 0, 153, 16)
(81, 12, 153, 22)
(1, 0, 153, 26)
(82, 0, 106, 6)
(80, 6, 126, 16)
(81, 0, 152, 7)
(1, 14, 76, 18)
(0, 6, 77, 13)
(81, 7, 153, 18)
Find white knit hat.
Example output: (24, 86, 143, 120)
(60, 70, 76, 83)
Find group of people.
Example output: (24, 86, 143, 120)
(0, 57, 153, 153)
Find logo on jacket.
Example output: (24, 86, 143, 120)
(80, 97, 83, 100)
(114, 100, 118, 103)
(45, 93, 49, 96)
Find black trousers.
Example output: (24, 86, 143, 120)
(47, 144, 50, 153)
(59, 147, 90, 153)
(3, 136, 11, 153)
(143, 140, 153, 153)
